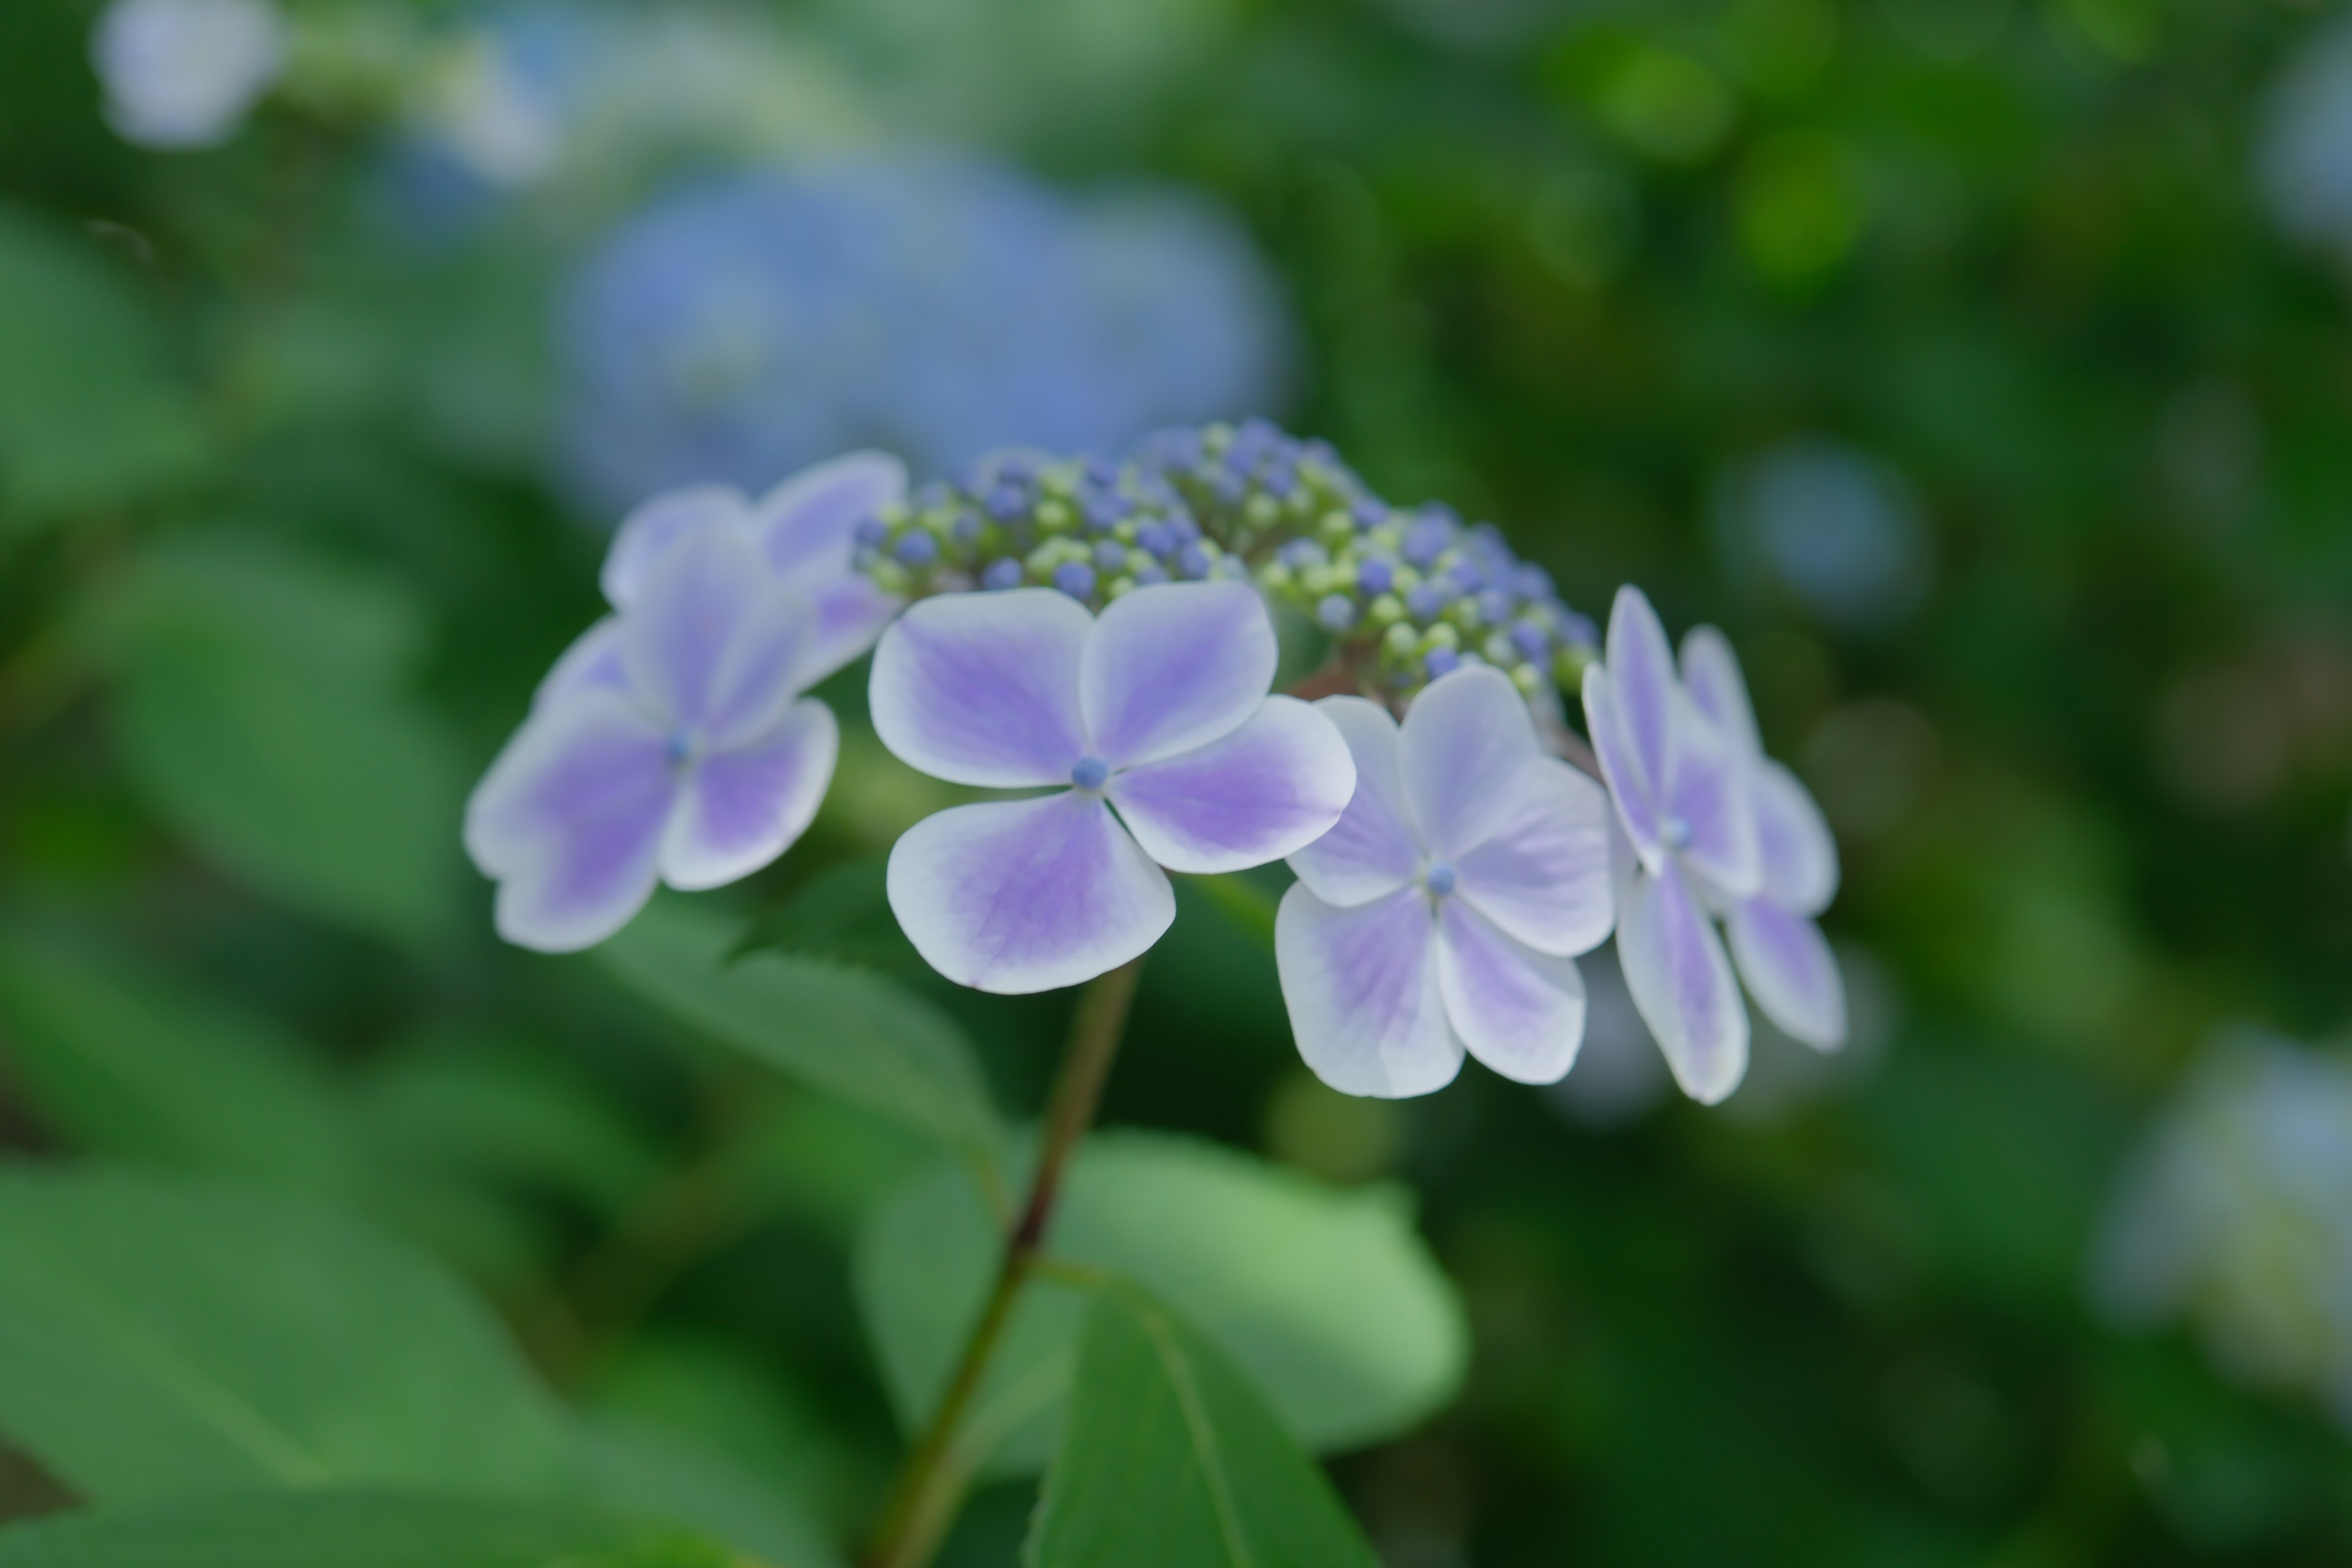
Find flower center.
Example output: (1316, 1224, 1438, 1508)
(665, 729, 696, 768)
(1423, 861, 1457, 897)
(1662, 814, 1693, 851)
(1069, 755, 1110, 793)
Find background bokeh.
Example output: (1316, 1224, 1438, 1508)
(3, 0, 2352, 1562)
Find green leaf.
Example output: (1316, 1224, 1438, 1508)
(0, 205, 208, 527)
(0, 1492, 736, 1568)
(854, 1131, 1466, 1476)
(0, 936, 360, 1195)
(97, 535, 467, 944)
(580, 1418, 842, 1568)
(1027, 1287, 1381, 1568)
(0, 1166, 578, 1505)
(738, 854, 923, 973)
(598, 900, 1002, 1165)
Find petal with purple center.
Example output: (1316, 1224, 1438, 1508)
(1079, 581, 1276, 769)
(1451, 756, 1614, 957)
(1664, 700, 1762, 899)
(620, 525, 810, 741)
(602, 484, 748, 608)
(1727, 896, 1847, 1052)
(1108, 696, 1355, 874)
(1754, 760, 1839, 916)
(1436, 898, 1587, 1085)
(1274, 884, 1463, 1099)
(660, 699, 839, 891)
(869, 589, 1091, 788)
(1287, 696, 1422, 908)
(886, 791, 1175, 994)
(1615, 858, 1748, 1104)
(533, 617, 628, 710)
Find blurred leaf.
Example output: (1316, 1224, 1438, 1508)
(739, 855, 922, 973)
(586, 1335, 840, 1520)
(0, 1493, 732, 1568)
(579, 1417, 841, 1568)
(855, 1130, 1466, 1476)
(0, 935, 360, 1194)
(0, 206, 208, 527)
(95, 534, 467, 944)
(0, 1167, 578, 1504)
(598, 899, 1002, 1165)
(1027, 1286, 1379, 1568)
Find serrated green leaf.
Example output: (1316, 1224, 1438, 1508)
(598, 900, 1001, 1165)
(0, 1492, 739, 1568)
(854, 1131, 1466, 1476)
(1027, 1287, 1380, 1568)
(738, 855, 922, 974)
(0, 1166, 578, 1506)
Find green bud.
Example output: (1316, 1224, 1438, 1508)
(1035, 499, 1075, 535)
(1390, 564, 1423, 596)
(1368, 594, 1405, 628)
(1257, 561, 1295, 594)
(1244, 495, 1281, 530)
(1107, 575, 1139, 600)
(1512, 663, 1545, 696)
(870, 560, 911, 596)
(1422, 622, 1460, 653)
(1316, 511, 1354, 549)
(1382, 622, 1420, 660)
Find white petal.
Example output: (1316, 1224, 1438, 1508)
(533, 617, 628, 710)
(601, 484, 752, 608)
(752, 450, 908, 579)
(1452, 756, 1615, 956)
(1397, 666, 1544, 858)
(1678, 625, 1760, 758)
(660, 700, 839, 891)
(1603, 585, 1678, 801)
(886, 793, 1175, 995)
(620, 525, 812, 744)
(1436, 899, 1586, 1085)
(1079, 581, 1277, 769)
(869, 589, 1090, 788)
(1274, 884, 1463, 1099)
(1108, 696, 1355, 874)
(1287, 696, 1422, 907)
(1582, 665, 1664, 872)
(1615, 859, 1748, 1104)
(1755, 760, 1839, 915)
(797, 575, 905, 688)
(1727, 898, 1846, 1051)
(1665, 699, 1762, 899)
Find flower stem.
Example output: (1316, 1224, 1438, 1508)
(858, 956, 1146, 1568)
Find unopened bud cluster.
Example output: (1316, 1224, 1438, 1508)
(854, 419, 1599, 705)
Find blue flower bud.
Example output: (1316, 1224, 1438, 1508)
(1084, 455, 1119, 488)
(894, 532, 940, 567)
(854, 516, 890, 548)
(1053, 561, 1098, 599)
(1402, 521, 1450, 569)
(1356, 558, 1394, 596)
(1167, 511, 1202, 545)
(982, 557, 1025, 591)
(1316, 594, 1357, 633)
(1405, 583, 1447, 622)
(1513, 563, 1555, 601)
(1211, 469, 1245, 504)
(1176, 543, 1213, 579)
(1093, 540, 1128, 573)
(1478, 588, 1513, 625)
(1082, 491, 1129, 532)
(950, 511, 983, 544)
(1510, 619, 1551, 660)
(1278, 538, 1325, 571)
(985, 483, 1027, 520)
(1450, 558, 1487, 593)
(1131, 560, 1168, 586)
(1262, 465, 1298, 499)
(1133, 520, 1175, 557)
(1423, 647, 1460, 681)
(1351, 499, 1389, 529)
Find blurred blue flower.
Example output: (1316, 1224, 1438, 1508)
(557, 156, 1291, 516)
(2258, 15, 2352, 262)
(2094, 1034, 2352, 1430)
(91, 0, 285, 151)
(1714, 437, 1933, 631)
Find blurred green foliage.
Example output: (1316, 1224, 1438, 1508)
(0, 0, 2350, 1562)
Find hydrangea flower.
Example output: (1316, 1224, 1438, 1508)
(465, 516, 846, 952)
(870, 581, 1355, 993)
(1583, 586, 1847, 1103)
(90, 0, 286, 150)
(1275, 667, 1615, 1098)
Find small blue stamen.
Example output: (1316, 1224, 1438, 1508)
(665, 730, 695, 767)
(1663, 815, 1694, 850)
(1422, 647, 1461, 682)
(1425, 862, 1457, 897)
(981, 557, 1025, 591)
(894, 532, 939, 567)
(1070, 756, 1110, 792)
(1052, 561, 1097, 600)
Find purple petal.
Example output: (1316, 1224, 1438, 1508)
(1436, 899, 1586, 1085)
(886, 791, 1174, 994)
(869, 589, 1090, 788)
(660, 699, 839, 891)
(1604, 585, 1677, 802)
(1614, 859, 1747, 1104)
(1108, 696, 1354, 874)
(533, 617, 628, 710)
(1726, 897, 1846, 1051)
(1273, 884, 1462, 1098)
(1665, 702, 1761, 899)
(1583, 665, 1664, 871)
(1677, 626, 1760, 756)
(1452, 756, 1614, 956)
(620, 525, 812, 742)
(798, 575, 905, 688)
(601, 484, 750, 608)
(464, 691, 676, 952)
(1287, 696, 1422, 908)
(752, 450, 908, 579)
(1398, 666, 1545, 858)
(1079, 581, 1276, 769)
(1755, 760, 1838, 915)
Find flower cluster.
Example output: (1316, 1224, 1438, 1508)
(91, 0, 286, 149)
(467, 425, 1847, 1107)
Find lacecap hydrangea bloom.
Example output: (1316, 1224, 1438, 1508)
(90, 0, 286, 150)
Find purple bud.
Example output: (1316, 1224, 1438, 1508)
(1510, 619, 1551, 660)
(1082, 491, 1129, 532)
(1131, 560, 1168, 586)
(950, 511, 982, 544)
(894, 532, 939, 567)
(1478, 589, 1513, 625)
(1167, 511, 1202, 545)
(1278, 538, 1324, 571)
(1355, 558, 1394, 596)
(1316, 594, 1357, 633)
(1405, 584, 1446, 622)
(1402, 522, 1449, 570)
(1450, 559, 1486, 594)
(1422, 647, 1460, 681)
(1262, 465, 1298, 499)
(982, 557, 1025, 591)
(986, 483, 1028, 520)
(853, 516, 890, 548)
(1134, 520, 1175, 557)
(1351, 499, 1389, 529)
(1176, 543, 1213, 579)
(1513, 563, 1555, 601)
(1093, 540, 1128, 573)
(1052, 561, 1097, 599)
(1211, 470, 1245, 504)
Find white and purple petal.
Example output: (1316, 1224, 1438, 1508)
(885, 791, 1175, 994)
(1583, 665, 1665, 871)
(1274, 884, 1463, 1099)
(659, 700, 839, 892)
(1754, 760, 1839, 915)
(1663, 698, 1761, 899)
(620, 525, 810, 742)
(1450, 756, 1615, 957)
(1677, 625, 1760, 757)
(1397, 666, 1547, 859)
(533, 617, 628, 710)
(1287, 696, 1422, 908)
(869, 589, 1090, 788)
(795, 575, 905, 688)
(601, 485, 749, 609)
(1079, 581, 1276, 769)
(1603, 585, 1678, 804)
(1107, 696, 1355, 875)
(1615, 857, 1748, 1105)
(1727, 897, 1846, 1052)
(752, 450, 907, 580)
(1435, 899, 1586, 1085)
